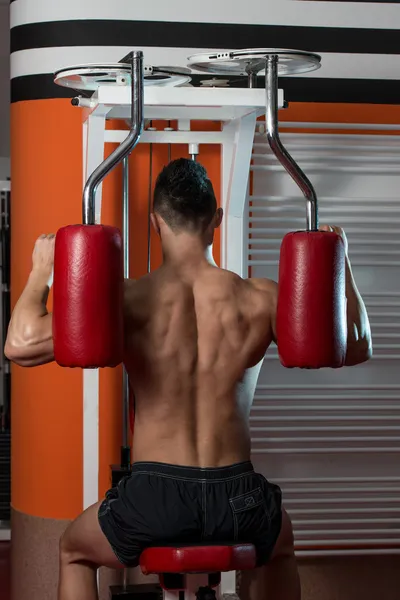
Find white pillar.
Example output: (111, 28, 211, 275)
(221, 112, 257, 277)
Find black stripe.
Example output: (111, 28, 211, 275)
(10, 19, 400, 55)
(12, 75, 83, 102)
(11, 73, 400, 104)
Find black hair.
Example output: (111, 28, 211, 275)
(153, 158, 217, 232)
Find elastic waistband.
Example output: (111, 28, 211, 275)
(130, 461, 254, 480)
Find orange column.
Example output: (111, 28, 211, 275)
(10, 100, 83, 600)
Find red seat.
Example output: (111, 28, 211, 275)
(140, 544, 257, 575)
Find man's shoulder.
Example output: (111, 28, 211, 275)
(246, 278, 278, 341)
(246, 278, 278, 319)
(211, 269, 277, 299)
(246, 277, 278, 295)
(123, 275, 153, 304)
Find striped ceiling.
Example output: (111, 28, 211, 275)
(10, 0, 400, 103)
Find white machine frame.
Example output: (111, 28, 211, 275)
(80, 83, 284, 595)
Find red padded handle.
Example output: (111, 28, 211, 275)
(53, 224, 124, 368)
(277, 231, 347, 369)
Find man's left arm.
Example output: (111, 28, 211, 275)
(320, 225, 372, 366)
(343, 254, 372, 366)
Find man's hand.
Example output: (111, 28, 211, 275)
(319, 224, 348, 256)
(32, 234, 55, 279)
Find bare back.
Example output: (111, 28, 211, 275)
(124, 264, 276, 467)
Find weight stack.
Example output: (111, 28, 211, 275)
(0, 432, 11, 521)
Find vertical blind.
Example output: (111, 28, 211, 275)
(249, 123, 400, 556)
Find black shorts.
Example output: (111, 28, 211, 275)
(98, 461, 282, 568)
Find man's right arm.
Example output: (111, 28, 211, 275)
(6, 277, 134, 368)
(5, 234, 55, 367)
(6, 233, 134, 367)
(5, 270, 54, 367)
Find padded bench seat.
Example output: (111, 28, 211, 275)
(140, 543, 257, 575)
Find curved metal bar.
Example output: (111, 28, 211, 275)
(82, 51, 144, 224)
(265, 54, 318, 231)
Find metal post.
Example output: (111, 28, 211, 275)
(248, 72, 257, 88)
(147, 142, 153, 274)
(167, 120, 172, 163)
(121, 157, 131, 592)
(122, 158, 130, 278)
(265, 55, 318, 231)
(189, 143, 199, 162)
(82, 51, 144, 225)
(122, 157, 130, 453)
(122, 569, 129, 591)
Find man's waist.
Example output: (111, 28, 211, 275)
(130, 460, 254, 481)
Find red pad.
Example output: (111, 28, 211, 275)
(140, 544, 257, 575)
(277, 231, 347, 369)
(53, 224, 124, 368)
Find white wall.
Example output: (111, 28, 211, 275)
(0, 1, 10, 161)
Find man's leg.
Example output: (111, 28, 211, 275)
(240, 508, 300, 600)
(58, 501, 124, 600)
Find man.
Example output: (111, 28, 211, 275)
(5, 158, 372, 600)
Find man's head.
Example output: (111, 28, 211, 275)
(151, 158, 223, 245)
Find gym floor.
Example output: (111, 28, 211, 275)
(0, 542, 10, 600)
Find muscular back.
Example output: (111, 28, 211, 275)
(123, 264, 276, 467)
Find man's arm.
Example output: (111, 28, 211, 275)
(252, 225, 372, 367)
(6, 232, 133, 368)
(344, 258, 372, 366)
(5, 234, 55, 367)
(320, 225, 372, 366)
(249, 278, 278, 345)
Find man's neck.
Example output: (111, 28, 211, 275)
(164, 246, 218, 270)
(162, 230, 216, 264)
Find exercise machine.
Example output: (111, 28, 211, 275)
(53, 48, 330, 599)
